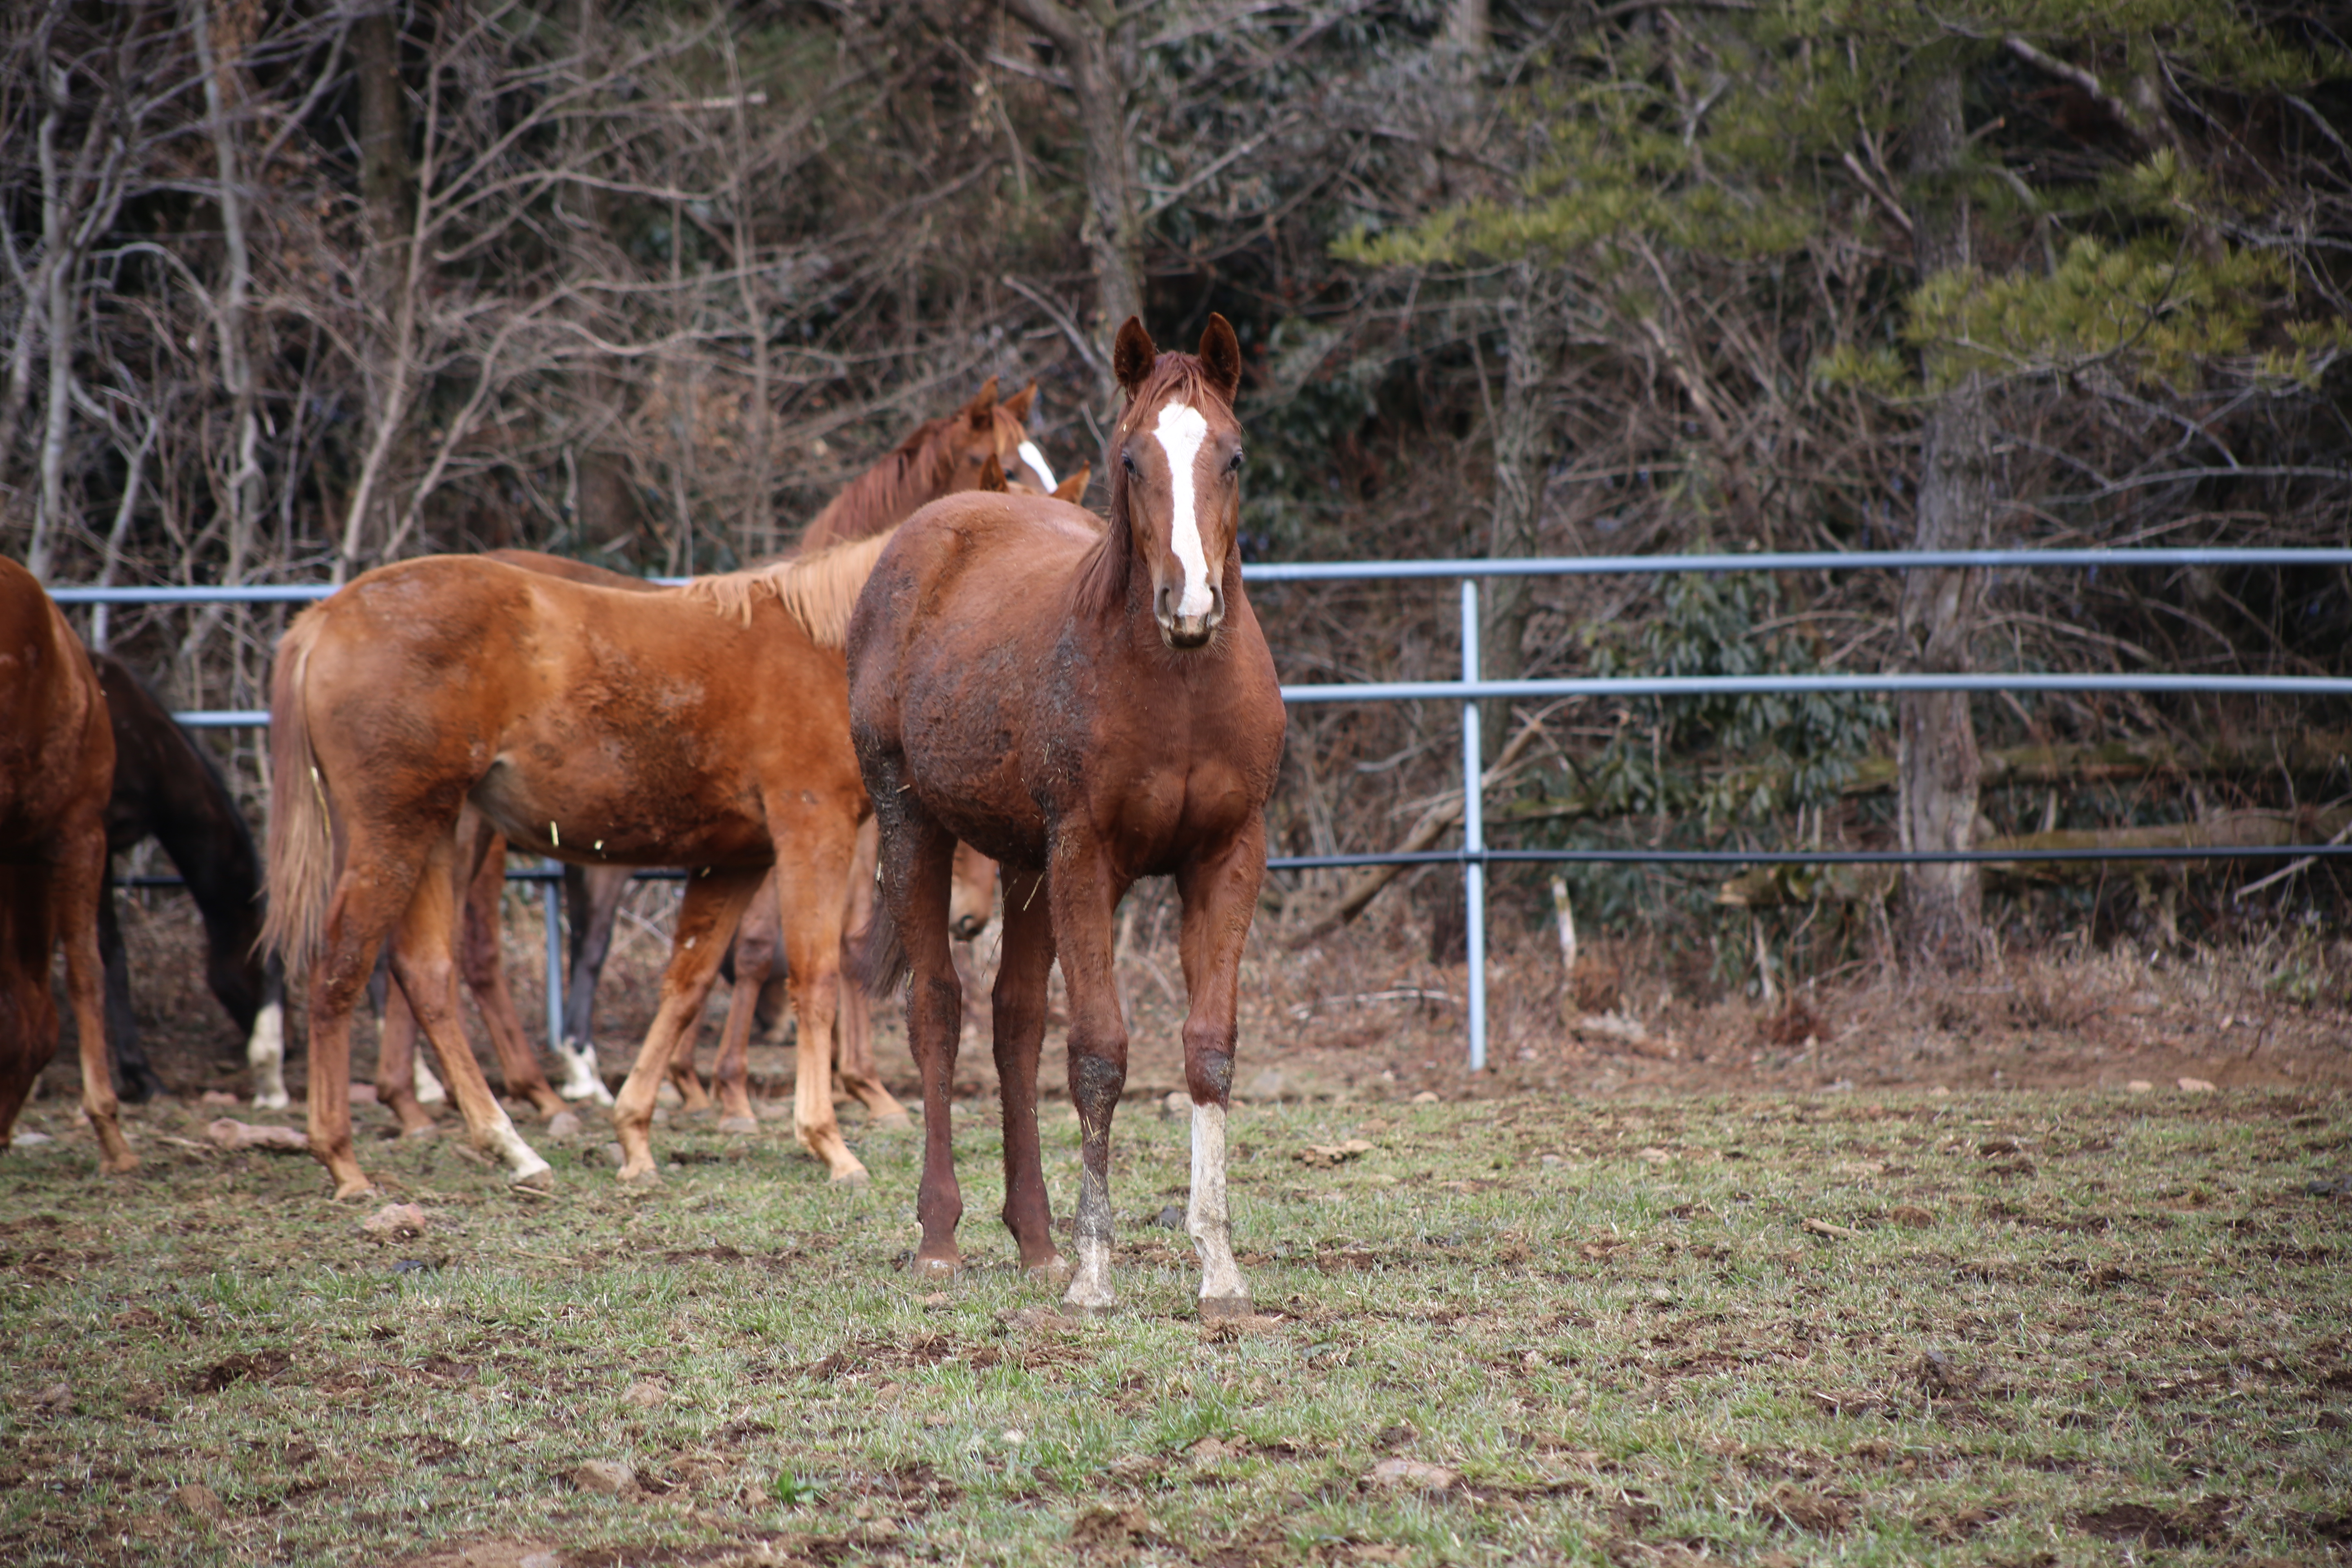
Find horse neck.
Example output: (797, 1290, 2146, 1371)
(799, 421, 962, 549)
(147, 748, 267, 948)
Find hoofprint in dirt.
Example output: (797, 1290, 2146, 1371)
(4, 1083, 2348, 1566)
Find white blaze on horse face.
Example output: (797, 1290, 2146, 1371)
(1017, 440, 1057, 494)
(1152, 401, 1216, 620)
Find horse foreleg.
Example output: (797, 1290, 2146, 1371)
(457, 833, 565, 1120)
(707, 870, 781, 1134)
(1172, 827, 1267, 1323)
(772, 831, 868, 1187)
(555, 864, 626, 1105)
(245, 953, 289, 1112)
(374, 978, 438, 1137)
(991, 870, 1061, 1277)
(609, 867, 761, 1183)
(387, 840, 550, 1192)
(1049, 840, 1131, 1316)
(98, 880, 163, 1103)
(58, 820, 134, 1173)
(306, 858, 429, 1199)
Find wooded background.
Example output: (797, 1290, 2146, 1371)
(4, 0, 2348, 992)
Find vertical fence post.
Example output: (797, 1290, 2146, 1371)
(543, 873, 564, 1056)
(1460, 580, 1486, 1071)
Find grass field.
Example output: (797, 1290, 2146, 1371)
(2, 1083, 2348, 1566)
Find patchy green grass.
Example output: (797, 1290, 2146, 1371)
(2, 1086, 2348, 1566)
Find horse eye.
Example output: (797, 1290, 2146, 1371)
(1121, 450, 1137, 474)
(1227, 449, 1245, 474)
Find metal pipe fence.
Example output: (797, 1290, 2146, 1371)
(51, 545, 2352, 1070)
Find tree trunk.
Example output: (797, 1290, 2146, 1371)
(1481, 260, 1562, 762)
(1004, 0, 1144, 385)
(336, 4, 414, 579)
(563, 0, 638, 560)
(1895, 65, 1992, 967)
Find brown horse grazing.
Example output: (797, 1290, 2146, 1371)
(265, 538, 898, 1198)
(93, 656, 286, 1104)
(849, 316, 1285, 1319)
(0, 560, 131, 1172)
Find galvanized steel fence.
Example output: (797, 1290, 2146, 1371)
(49, 546, 2352, 1070)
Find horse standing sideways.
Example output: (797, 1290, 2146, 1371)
(92, 656, 285, 1103)
(849, 316, 1285, 1318)
(356, 385, 1044, 1132)
(264, 539, 896, 1198)
(0, 560, 132, 1172)
(510, 383, 1043, 1102)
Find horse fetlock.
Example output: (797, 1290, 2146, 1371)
(1062, 1236, 1116, 1316)
(1197, 1289, 1255, 1323)
(508, 1161, 555, 1194)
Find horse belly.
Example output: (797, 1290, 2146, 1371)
(468, 754, 771, 870)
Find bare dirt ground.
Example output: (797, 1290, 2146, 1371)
(49, 877, 2349, 1122)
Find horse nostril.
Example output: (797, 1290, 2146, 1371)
(951, 915, 980, 940)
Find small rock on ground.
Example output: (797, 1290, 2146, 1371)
(206, 1118, 308, 1153)
(572, 1460, 636, 1495)
(544, 1110, 583, 1140)
(361, 1203, 428, 1237)
(1364, 1458, 1457, 1491)
(176, 1483, 226, 1521)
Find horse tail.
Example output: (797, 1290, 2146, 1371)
(261, 608, 333, 978)
(844, 893, 909, 999)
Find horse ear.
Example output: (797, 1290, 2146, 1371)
(978, 451, 1008, 492)
(1052, 464, 1091, 504)
(1112, 318, 1156, 396)
(965, 376, 1000, 428)
(1000, 380, 1038, 423)
(1198, 314, 1242, 404)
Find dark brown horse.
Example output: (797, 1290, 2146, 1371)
(849, 316, 1285, 1319)
(92, 656, 285, 1103)
(1, 559, 131, 1172)
(265, 537, 898, 1198)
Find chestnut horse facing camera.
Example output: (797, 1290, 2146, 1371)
(264, 538, 897, 1199)
(849, 315, 1286, 1320)
(0, 559, 131, 1173)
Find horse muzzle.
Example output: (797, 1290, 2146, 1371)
(1155, 581, 1225, 649)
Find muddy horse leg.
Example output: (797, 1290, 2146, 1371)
(386, 835, 551, 1190)
(457, 830, 566, 1120)
(991, 867, 1062, 1276)
(1173, 825, 1267, 1321)
(1050, 840, 1131, 1315)
(872, 778, 964, 1270)
(609, 868, 763, 1182)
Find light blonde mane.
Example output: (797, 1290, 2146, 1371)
(683, 528, 895, 646)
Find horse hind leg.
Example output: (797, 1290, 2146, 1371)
(707, 870, 781, 1134)
(245, 953, 290, 1111)
(58, 818, 134, 1174)
(770, 824, 869, 1186)
(991, 869, 1062, 1278)
(835, 823, 908, 1129)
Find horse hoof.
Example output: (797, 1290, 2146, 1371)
(830, 1164, 871, 1188)
(252, 1092, 290, 1112)
(616, 1164, 664, 1188)
(870, 1111, 913, 1133)
(100, 1152, 140, 1176)
(909, 1254, 959, 1280)
(401, 1122, 437, 1141)
(1027, 1256, 1075, 1286)
(509, 1163, 556, 1194)
(332, 1178, 381, 1202)
(717, 1116, 758, 1136)
(1198, 1292, 1256, 1323)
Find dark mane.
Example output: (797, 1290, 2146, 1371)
(795, 416, 963, 551)
(1075, 352, 1232, 622)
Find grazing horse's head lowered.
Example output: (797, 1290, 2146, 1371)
(1100, 316, 1245, 649)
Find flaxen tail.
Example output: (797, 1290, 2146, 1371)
(260, 608, 334, 978)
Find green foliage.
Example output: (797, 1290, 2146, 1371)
(1570, 571, 1886, 834)
(768, 1471, 825, 1506)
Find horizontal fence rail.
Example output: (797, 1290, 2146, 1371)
(51, 546, 2352, 1070)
